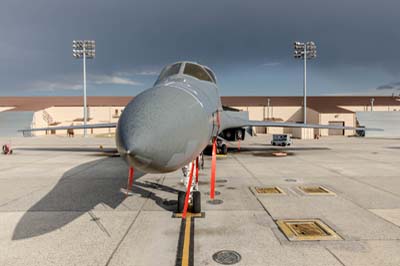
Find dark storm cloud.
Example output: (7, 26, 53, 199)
(1, 0, 400, 94)
(377, 81, 400, 90)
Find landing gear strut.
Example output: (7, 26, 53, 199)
(178, 158, 201, 215)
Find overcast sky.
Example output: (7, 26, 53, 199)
(1, 0, 400, 96)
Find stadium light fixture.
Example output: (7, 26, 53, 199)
(293, 41, 317, 124)
(72, 40, 96, 136)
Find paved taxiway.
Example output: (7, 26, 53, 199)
(1, 135, 400, 266)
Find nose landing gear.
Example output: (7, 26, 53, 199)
(178, 190, 201, 214)
(178, 157, 201, 216)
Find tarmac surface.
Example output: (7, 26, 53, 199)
(1, 135, 400, 266)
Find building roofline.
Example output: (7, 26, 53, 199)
(1, 95, 399, 112)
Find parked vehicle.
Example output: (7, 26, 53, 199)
(271, 134, 292, 146)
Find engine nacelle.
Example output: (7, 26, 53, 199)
(220, 128, 245, 141)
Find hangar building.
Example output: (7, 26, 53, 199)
(0, 96, 399, 138)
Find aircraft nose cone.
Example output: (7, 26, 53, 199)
(116, 85, 209, 173)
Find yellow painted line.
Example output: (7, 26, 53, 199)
(181, 213, 192, 266)
(173, 212, 202, 218)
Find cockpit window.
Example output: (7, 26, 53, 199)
(183, 63, 213, 82)
(205, 68, 217, 84)
(156, 63, 181, 83)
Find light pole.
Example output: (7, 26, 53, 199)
(294, 41, 317, 124)
(73, 40, 95, 136)
(370, 98, 375, 112)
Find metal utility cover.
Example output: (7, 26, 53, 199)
(276, 219, 342, 241)
(298, 185, 335, 195)
(212, 250, 242, 265)
(254, 186, 285, 194)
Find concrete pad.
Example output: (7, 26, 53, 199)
(195, 211, 343, 266)
(370, 209, 400, 227)
(258, 196, 400, 240)
(1, 135, 400, 265)
(107, 211, 181, 266)
(0, 211, 139, 266)
(328, 240, 400, 266)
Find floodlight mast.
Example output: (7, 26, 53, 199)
(83, 45, 87, 136)
(72, 40, 95, 136)
(293, 41, 317, 124)
(303, 44, 307, 124)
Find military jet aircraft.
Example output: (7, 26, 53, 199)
(20, 61, 375, 216)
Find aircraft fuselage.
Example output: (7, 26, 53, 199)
(116, 63, 221, 173)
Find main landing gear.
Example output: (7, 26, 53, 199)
(203, 140, 227, 155)
(178, 158, 201, 214)
(217, 140, 228, 155)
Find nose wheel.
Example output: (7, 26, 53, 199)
(177, 190, 201, 213)
(178, 157, 201, 216)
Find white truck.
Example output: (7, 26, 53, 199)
(271, 134, 292, 146)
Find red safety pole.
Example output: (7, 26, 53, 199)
(210, 138, 217, 199)
(195, 157, 199, 184)
(182, 161, 195, 219)
(127, 167, 134, 193)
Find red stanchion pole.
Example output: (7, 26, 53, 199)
(127, 167, 134, 192)
(195, 157, 199, 184)
(210, 138, 217, 199)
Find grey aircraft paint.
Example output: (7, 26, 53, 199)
(19, 61, 379, 174)
(116, 62, 221, 173)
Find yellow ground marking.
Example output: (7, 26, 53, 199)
(173, 212, 203, 218)
(181, 214, 192, 266)
(254, 186, 285, 195)
(173, 212, 204, 265)
(298, 185, 336, 195)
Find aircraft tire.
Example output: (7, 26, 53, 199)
(192, 191, 201, 213)
(177, 191, 186, 213)
(221, 144, 228, 155)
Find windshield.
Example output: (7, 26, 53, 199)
(183, 63, 213, 82)
(156, 63, 181, 83)
(273, 135, 287, 140)
(205, 68, 217, 83)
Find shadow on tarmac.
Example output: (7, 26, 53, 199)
(15, 147, 118, 154)
(229, 146, 331, 152)
(202, 144, 330, 156)
(12, 157, 179, 240)
(386, 146, 400, 150)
